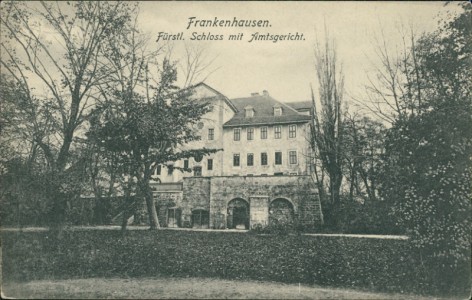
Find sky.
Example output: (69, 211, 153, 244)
(138, 1, 460, 103)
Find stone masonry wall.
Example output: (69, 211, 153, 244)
(152, 175, 322, 229)
(182, 177, 211, 227)
(153, 191, 183, 227)
(209, 175, 322, 229)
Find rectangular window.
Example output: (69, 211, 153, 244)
(156, 165, 161, 175)
(274, 126, 282, 139)
(274, 107, 282, 116)
(261, 127, 268, 139)
(167, 208, 181, 228)
(207, 159, 213, 170)
(247, 153, 254, 166)
(275, 151, 282, 165)
(261, 153, 268, 166)
(168, 165, 174, 175)
(247, 128, 254, 140)
(192, 209, 209, 228)
(289, 125, 297, 138)
(289, 150, 297, 164)
(208, 128, 214, 140)
(184, 159, 189, 170)
(234, 128, 241, 141)
(233, 154, 240, 167)
(194, 166, 202, 176)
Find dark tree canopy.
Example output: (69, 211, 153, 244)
(380, 4, 471, 287)
(87, 59, 219, 230)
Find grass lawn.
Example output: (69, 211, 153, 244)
(2, 277, 433, 299)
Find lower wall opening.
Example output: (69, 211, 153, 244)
(192, 209, 209, 229)
(269, 198, 294, 226)
(227, 198, 250, 229)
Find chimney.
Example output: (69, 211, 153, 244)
(262, 90, 269, 96)
(251, 92, 260, 96)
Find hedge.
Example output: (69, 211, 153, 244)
(2, 230, 469, 297)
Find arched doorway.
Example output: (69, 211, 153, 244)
(227, 198, 250, 229)
(269, 198, 294, 226)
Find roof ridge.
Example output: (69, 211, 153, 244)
(275, 98, 305, 115)
(288, 100, 312, 104)
(230, 95, 306, 116)
(191, 82, 238, 113)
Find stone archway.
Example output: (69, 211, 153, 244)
(269, 198, 295, 226)
(227, 198, 250, 229)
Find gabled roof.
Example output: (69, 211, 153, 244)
(224, 94, 310, 127)
(286, 101, 312, 111)
(190, 82, 238, 113)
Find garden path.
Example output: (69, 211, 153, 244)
(1, 226, 408, 239)
(3, 277, 428, 299)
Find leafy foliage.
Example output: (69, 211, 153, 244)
(3, 230, 469, 297)
(317, 201, 398, 235)
(89, 62, 213, 164)
(1, 2, 217, 228)
(380, 2, 472, 283)
(0, 1, 137, 227)
(87, 59, 219, 229)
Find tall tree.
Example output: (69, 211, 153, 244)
(88, 60, 218, 230)
(380, 3, 471, 293)
(179, 43, 219, 88)
(343, 114, 385, 203)
(0, 1, 136, 227)
(81, 12, 219, 230)
(310, 33, 345, 222)
(353, 23, 426, 124)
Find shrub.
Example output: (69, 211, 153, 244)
(2, 230, 470, 297)
(318, 198, 403, 234)
(250, 222, 296, 235)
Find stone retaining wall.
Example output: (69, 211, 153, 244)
(182, 175, 322, 229)
(151, 175, 322, 229)
(208, 175, 320, 228)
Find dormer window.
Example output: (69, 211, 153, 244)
(273, 106, 282, 116)
(245, 106, 254, 118)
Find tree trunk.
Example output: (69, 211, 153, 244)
(360, 170, 375, 203)
(348, 163, 356, 201)
(121, 177, 135, 232)
(144, 185, 159, 230)
(329, 166, 343, 205)
(121, 208, 129, 232)
(137, 176, 159, 230)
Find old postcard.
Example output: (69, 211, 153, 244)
(1, 1, 470, 299)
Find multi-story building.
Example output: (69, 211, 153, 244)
(222, 91, 312, 177)
(149, 83, 322, 229)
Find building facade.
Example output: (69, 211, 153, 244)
(148, 83, 322, 229)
